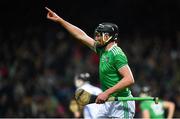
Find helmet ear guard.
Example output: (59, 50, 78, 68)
(113, 33, 118, 40)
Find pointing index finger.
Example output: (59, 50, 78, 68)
(45, 7, 53, 13)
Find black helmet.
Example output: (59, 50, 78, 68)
(94, 22, 119, 41)
(76, 72, 90, 81)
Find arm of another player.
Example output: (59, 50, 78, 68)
(142, 110, 150, 119)
(96, 65, 134, 103)
(45, 7, 95, 49)
(163, 101, 175, 119)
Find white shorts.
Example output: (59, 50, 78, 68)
(84, 95, 135, 118)
(83, 103, 101, 119)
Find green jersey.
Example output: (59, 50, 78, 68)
(95, 43, 131, 97)
(140, 100, 165, 118)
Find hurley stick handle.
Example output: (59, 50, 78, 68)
(108, 96, 159, 104)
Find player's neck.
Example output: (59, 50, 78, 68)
(105, 41, 116, 51)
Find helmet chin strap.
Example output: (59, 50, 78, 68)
(95, 33, 113, 48)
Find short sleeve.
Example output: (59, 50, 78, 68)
(114, 53, 128, 70)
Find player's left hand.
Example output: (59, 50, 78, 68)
(95, 92, 109, 104)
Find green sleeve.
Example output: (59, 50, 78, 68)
(140, 101, 150, 111)
(114, 53, 128, 70)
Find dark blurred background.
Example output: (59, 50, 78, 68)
(0, 0, 180, 118)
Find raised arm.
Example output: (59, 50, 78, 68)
(45, 7, 95, 49)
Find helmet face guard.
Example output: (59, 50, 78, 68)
(94, 23, 118, 47)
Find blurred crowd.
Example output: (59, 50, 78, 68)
(0, 26, 180, 117)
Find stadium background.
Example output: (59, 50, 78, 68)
(0, 0, 180, 117)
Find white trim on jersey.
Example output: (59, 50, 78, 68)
(108, 43, 117, 51)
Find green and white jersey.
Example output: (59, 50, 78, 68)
(140, 100, 165, 118)
(94, 43, 131, 97)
